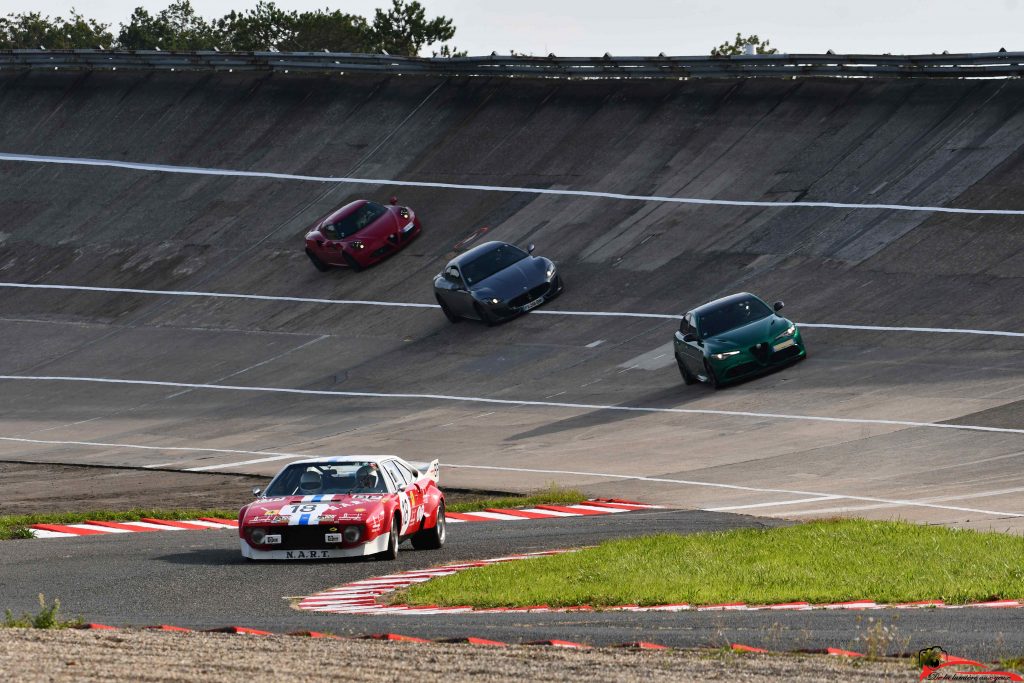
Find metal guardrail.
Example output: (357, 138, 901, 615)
(2, 49, 1024, 79)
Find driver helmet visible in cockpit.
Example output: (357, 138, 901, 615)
(355, 464, 380, 492)
(298, 469, 322, 494)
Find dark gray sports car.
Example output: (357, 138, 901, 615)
(433, 241, 563, 325)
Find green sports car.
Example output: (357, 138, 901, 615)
(673, 292, 806, 388)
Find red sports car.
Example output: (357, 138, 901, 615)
(304, 198, 422, 272)
(239, 455, 445, 561)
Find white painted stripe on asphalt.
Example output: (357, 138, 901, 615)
(566, 503, 628, 513)
(121, 521, 188, 530)
(446, 464, 1024, 518)
(29, 529, 76, 538)
(5, 152, 1024, 216)
(0, 435, 315, 468)
(451, 511, 527, 521)
(517, 508, 578, 517)
(66, 523, 129, 534)
(3, 282, 1023, 338)
(707, 495, 843, 511)
(184, 520, 236, 529)
(3, 375, 1023, 439)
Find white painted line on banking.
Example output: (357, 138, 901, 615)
(1, 434, 1019, 517)
(3, 282, 1023, 338)
(3, 374, 1024, 437)
(444, 464, 1024, 518)
(4, 152, 1024, 216)
(706, 495, 843, 511)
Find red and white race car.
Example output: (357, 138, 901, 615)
(238, 455, 445, 561)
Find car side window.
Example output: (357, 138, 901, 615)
(680, 313, 695, 336)
(382, 460, 411, 489)
(445, 266, 461, 283)
(398, 462, 419, 482)
(376, 466, 398, 493)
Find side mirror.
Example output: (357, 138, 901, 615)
(682, 333, 698, 343)
(674, 330, 686, 342)
(527, 243, 536, 254)
(251, 486, 262, 498)
(389, 196, 398, 205)
(773, 300, 785, 312)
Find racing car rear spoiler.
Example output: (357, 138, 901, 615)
(409, 459, 440, 483)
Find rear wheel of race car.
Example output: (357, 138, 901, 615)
(412, 503, 446, 550)
(378, 516, 399, 561)
(436, 295, 460, 323)
(676, 354, 697, 385)
(342, 251, 364, 272)
(306, 249, 329, 272)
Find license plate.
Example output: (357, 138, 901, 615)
(324, 533, 343, 543)
(264, 534, 282, 545)
(520, 298, 543, 312)
(773, 339, 795, 352)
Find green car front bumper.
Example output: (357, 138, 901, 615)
(707, 329, 806, 385)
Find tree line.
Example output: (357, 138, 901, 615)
(0, 0, 458, 56)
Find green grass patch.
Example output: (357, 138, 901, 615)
(4, 594, 82, 629)
(446, 484, 586, 514)
(0, 507, 238, 540)
(397, 519, 1024, 608)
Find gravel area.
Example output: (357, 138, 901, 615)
(0, 629, 919, 682)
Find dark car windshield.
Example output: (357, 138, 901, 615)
(697, 296, 773, 338)
(461, 244, 528, 286)
(264, 462, 390, 496)
(321, 202, 388, 240)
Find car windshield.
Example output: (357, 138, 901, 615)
(697, 296, 773, 338)
(322, 202, 387, 240)
(264, 462, 391, 496)
(460, 244, 528, 286)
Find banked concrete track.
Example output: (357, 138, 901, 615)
(0, 71, 1022, 531)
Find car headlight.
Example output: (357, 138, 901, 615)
(489, 298, 500, 305)
(774, 324, 796, 341)
(711, 350, 741, 361)
(349, 241, 365, 250)
(249, 527, 266, 544)
(399, 207, 410, 219)
(545, 265, 556, 279)
(343, 525, 361, 543)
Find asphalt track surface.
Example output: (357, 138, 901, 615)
(1, 71, 1023, 657)
(5, 509, 1024, 660)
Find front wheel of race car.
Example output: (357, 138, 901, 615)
(378, 516, 400, 561)
(412, 503, 446, 550)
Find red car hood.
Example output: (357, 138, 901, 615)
(241, 494, 389, 527)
